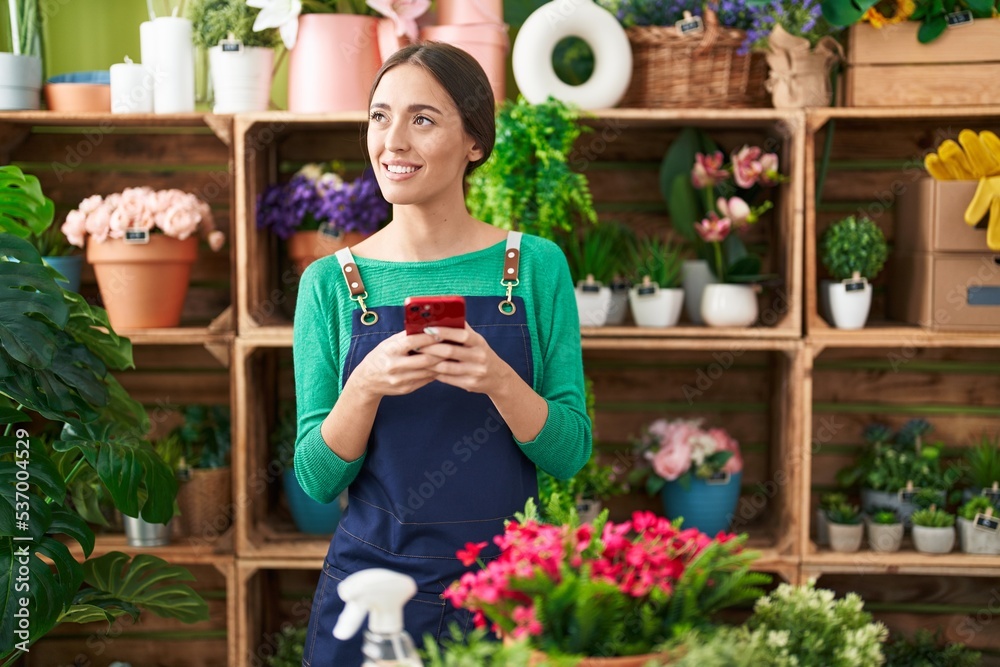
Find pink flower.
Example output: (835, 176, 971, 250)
(709, 428, 743, 474)
(691, 151, 727, 189)
(511, 605, 542, 638)
(457, 541, 488, 567)
(651, 438, 692, 481)
(695, 212, 732, 243)
(366, 0, 430, 42)
(77, 194, 103, 215)
(716, 196, 751, 228)
(759, 152, 780, 185)
(731, 145, 764, 189)
(61, 209, 88, 248)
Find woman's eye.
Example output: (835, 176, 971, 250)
(414, 115, 432, 126)
(369, 111, 386, 122)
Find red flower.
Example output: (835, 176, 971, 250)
(457, 541, 488, 567)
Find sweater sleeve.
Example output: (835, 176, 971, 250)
(514, 239, 593, 480)
(292, 260, 366, 503)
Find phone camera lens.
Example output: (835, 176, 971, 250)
(421, 312, 430, 318)
(409, 306, 419, 312)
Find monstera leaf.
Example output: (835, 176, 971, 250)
(0, 166, 54, 239)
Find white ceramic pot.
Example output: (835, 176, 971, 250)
(701, 284, 758, 327)
(867, 522, 903, 552)
(209, 45, 273, 113)
(628, 283, 683, 328)
(681, 259, 717, 324)
(828, 522, 864, 553)
(912, 525, 955, 554)
(605, 282, 630, 325)
(823, 279, 873, 330)
(0, 53, 42, 110)
(575, 282, 611, 327)
(860, 487, 944, 527)
(958, 517, 1000, 555)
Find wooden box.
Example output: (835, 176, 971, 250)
(845, 21, 1000, 107)
(889, 251, 1000, 330)
(896, 178, 990, 254)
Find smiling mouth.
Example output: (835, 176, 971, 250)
(385, 164, 421, 174)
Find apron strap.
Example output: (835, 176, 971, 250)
(499, 231, 522, 316)
(336, 247, 379, 326)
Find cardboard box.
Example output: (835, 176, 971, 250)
(845, 22, 1000, 107)
(897, 178, 991, 254)
(890, 252, 1000, 330)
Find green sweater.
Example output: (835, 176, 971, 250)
(292, 234, 592, 503)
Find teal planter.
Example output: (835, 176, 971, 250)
(283, 468, 342, 535)
(44, 255, 82, 292)
(660, 471, 742, 536)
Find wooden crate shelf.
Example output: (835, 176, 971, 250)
(803, 550, 1000, 577)
(236, 561, 321, 667)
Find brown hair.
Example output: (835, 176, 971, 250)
(368, 42, 495, 175)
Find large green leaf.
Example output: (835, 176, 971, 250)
(62, 289, 135, 372)
(82, 553, 209, 623)
(917, 13, 947, 43)
(49, 506, 95, 557)
(0, 237, 68, 368)
(0, 405, 29, 426)
(668, 175, 702, 244)
(0, 166, 55, 239)
(660, 128, 718, 244)
(821, 0, 879, 26)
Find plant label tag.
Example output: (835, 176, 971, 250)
(676, 14, 704, 36)
(898, 487, 920, 503)
(973, 512, 1000, 533)
(636, 284, 658, 297)
(124, 229, 150, 244)
(982, 487, 1000, 503)
(221, 38, 243, 53)
(318, 222, 345, 239)
(176, 466, 192, 483)
(946, 10, 973, 28)
(842, 278, 867, 292)
(706, 471, 731, 486)
(580, 283, 602, 294)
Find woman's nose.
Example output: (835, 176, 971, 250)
(385, 119, 409, 152)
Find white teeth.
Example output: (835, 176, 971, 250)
(386, 164, 418, 174)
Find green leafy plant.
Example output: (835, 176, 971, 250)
(560, 221, 633, 285)
(870, 508, 900, 525)
(5, 0, 42, 57)
(468, 96, 597, 242)
(172, 404, 232, 471)
(826, 502, 863, 525)
(188, 0, 282, 49)
(820, 215, 888, 281)
(819, 491, 849, 511)
(836, 420, 960, 493)
(964, 433, 1000, 489)
(423, 626, 534, 667)
(264, 623, 308, 667)
(883, 628, 981, 667)
(27, 223, 76, 257)
(958, 495, 996, 521)
(630, 235, 684, 288)
(911, 507, 955, 528)
(0, 165, 207, 662)
(821, 0, 1000, 44)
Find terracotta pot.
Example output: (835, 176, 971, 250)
(86, 235, 197, 329)
(287, 230, 368, 274)
(437, 0, 503, 25)
(288, 14, 381, 113)
(419, 23, 509, 102)
(44, 83, 111, 112)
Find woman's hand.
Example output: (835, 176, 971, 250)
(419, 324, 512, 396)
(347, 331, 448, 399)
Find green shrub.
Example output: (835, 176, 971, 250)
(187, 0, 281, 48)
(820, 215, 888, 281)
(958, 495, 996, 521)
(883, 629, 981, 667)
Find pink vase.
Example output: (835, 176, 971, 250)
(289, 14, 382, 113)
(437, 0, 503, 25)
(419, 23, 509, 101)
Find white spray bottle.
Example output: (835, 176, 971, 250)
(333, 568, 425, 667)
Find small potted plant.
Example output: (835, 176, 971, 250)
(911, 506, 956, 554)
(0, 0, 43, 110)
(123, 433, 183, 547)
(172, 404, 233, 539)
(272, 401, 344, 535)
(257, 162, 390, 276)
(826, 502, 864, 553)
(631, 418, 744, 536)
(27, 224, 83, 292)
(627, 235, 685, 328)
(815, 491, 848, 546)
(819, 215, 888, 329)
(560, 222, 631, 328)
(867, 508, 903, 553)
(957, 496, 1000, 555)
(264, 622, 308, 667)
(962, 433, 1000, 505)
(188, 0, 281, 113)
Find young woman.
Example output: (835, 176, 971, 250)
(294, 42, 591, 666)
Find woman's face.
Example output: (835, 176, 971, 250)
(367, 63, 482, 208)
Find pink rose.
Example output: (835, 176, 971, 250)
(161, 204, 200, 240)
(85, 202, 113, 244)
(652, 439, 692, 481)
(77, 194, 104, 215)
(731, 145, 763, 189)
(691, 151, 727, 189)
(61, 209, 87, 248)
(708, 428, 743, 474)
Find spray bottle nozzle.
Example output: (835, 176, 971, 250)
(332, 569, 418, 641)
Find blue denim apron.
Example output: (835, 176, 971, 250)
(302, 233, 538, 667)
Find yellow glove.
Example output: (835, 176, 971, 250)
(924, 131, 1000, 180)
(958, 129, 1000, 178)
(964, 174, 1000, 251)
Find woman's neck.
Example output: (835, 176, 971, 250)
(356, 204, 505, 262)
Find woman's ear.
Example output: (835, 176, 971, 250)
(467, 142, 484, 164)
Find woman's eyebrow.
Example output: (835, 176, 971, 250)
(370, 102, 444, 114)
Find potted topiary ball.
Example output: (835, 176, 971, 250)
(819, 215, 888, 329)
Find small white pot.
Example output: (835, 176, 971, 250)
(605, 282, 630, 325)
(681, 259, 718, 324)
(867, 522, 903, 552)
(823, 278, 873, 330)
(958, 517, 1000, 555)
(628, 282, 683, 328)
(208, 45, 274, 113)
(701, 284, 758, 327)
(575, 281, 611, 327)
(828, 522, 864, 553)
(0, 53, 42, 110)
(912, 525, 955, 554)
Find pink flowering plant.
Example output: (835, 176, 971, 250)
(443, 498, 768, 659)
(61, 187, 224, 252)
(632, 419, 744, 494)
(661, 129, 786, 284)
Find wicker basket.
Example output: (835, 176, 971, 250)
(619, 10, 769, 109)
(174, 467, 232, 539)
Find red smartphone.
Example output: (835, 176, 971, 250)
(403, 295, 466, 335)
